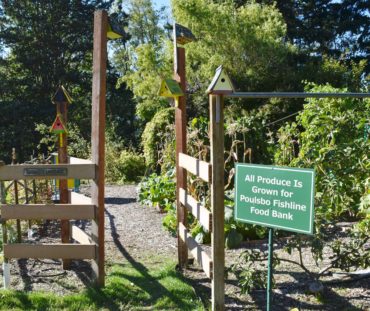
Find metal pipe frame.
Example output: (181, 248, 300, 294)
(228, 92, 370, 99)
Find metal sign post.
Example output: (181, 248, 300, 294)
(267, 227, 273, 311)
(235, 163, 315, 309)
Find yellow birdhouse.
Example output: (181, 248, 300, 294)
(107, 14, 129, 40)
(206, 65, 235, 95)
(158, 79, 184, 98)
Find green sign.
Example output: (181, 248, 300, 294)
(235, 164, 315, 234)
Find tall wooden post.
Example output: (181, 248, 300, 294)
(210, 94, 225, 310)
(91, 10, 107, 286)
(11, 149, 21, 243)
(1, 180, 9, 288)
(58, 100, 70, 269)
(174, 45, 188, 268)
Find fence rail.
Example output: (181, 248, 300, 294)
(4, 243, 96, 259)
(0, 164, 95, 180)
(1, 204, 96, 220)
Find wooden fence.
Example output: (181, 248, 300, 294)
(0, 10, 107, 288)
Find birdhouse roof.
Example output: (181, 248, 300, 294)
(174, 23, 196, 45)
(158, 79, 184, 98)
(52, 85, 72, 104)
(206, 65, 235, 95)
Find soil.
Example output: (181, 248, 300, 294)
(1, 185, 369, 310)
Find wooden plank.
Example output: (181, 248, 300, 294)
(1, 204, 95, 220)
(178, 153, 211, 182)
(0, 164, 95, 181)
(178, 222, 213, 279)
(57, 100, 70, 269)
(13, 180, 21, 243)
(71, 225, 93, 244)
(174, 46, 188, 268)
(91, 9, 107, 287)
(71, 192, 92, 204)
(51, 153, 92, 164)
(179, 188, 212, 232)
(4, 243, 96, 259)
(69, 157, 92, 164)
(210, 94, 225, 310)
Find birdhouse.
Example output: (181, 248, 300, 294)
(50, 114, 68, 134)
(174, 23, 196, 45)
(206, 65, 235, 95)
(52, 85, 72, 105)
(158, 79, 184, 98)
(107, 14, 129, 40)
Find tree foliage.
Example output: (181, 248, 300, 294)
(173, 0, 296, 94)
(236, 0, 370, 73)
(0, 0, 137, 162)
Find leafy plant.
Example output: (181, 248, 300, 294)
(137, 169, 176, 211)
(275, 83, 369, 221)
(162, 206, 177, 236)
(229, 249, 278, 293)
(271, 83, 370, 277)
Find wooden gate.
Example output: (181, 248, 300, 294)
(0, 10, 108, 287)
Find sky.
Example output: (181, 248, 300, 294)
(153, 0, 172, 25)
(153, 0, 171, 9)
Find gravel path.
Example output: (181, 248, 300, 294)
(1, 185, 369, 310)
(1, 185, 177, 295)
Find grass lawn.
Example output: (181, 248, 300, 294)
(0, 261, 206, 310)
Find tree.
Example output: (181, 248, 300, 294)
(245, 0, 370, 73)
(114, 0, 171, 124)
(0, 0, 136, 161)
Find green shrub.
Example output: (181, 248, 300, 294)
(141, 107, 175, 170)
(137, 169, 176, 210)
(275, 83, 370, 220)
(106, 148, 145, 184)
(116, 150, 146, 183)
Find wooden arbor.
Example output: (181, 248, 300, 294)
(174, 61, 370, 311)
(170, 22, 229, 310)
(0, 10, 109, 287)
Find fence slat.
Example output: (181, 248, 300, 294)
(72, 225, 93, 244)
(71, 192, 92, 204)
(1, 204, 95, 220)
(178, 153, 211, 182)
(179, 188, 212, 232)
(178, 222, 213, 279)
(69, 157, 93, 164)
(4, 243, 96, 259)
(0, 164, 95, 180)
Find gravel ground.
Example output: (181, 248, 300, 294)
(1, 185, 369, 310)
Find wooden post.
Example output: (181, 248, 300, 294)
(24, 180, 32, 232)
(58, 101, 70, 269)
(210, 94, 225, 310)
(91, 10, 107, 286)
(13, 180, 21, 243)
(174, 46, 188, 268)
(1, 181, 9, 288)
(12, 149, 21, 243)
